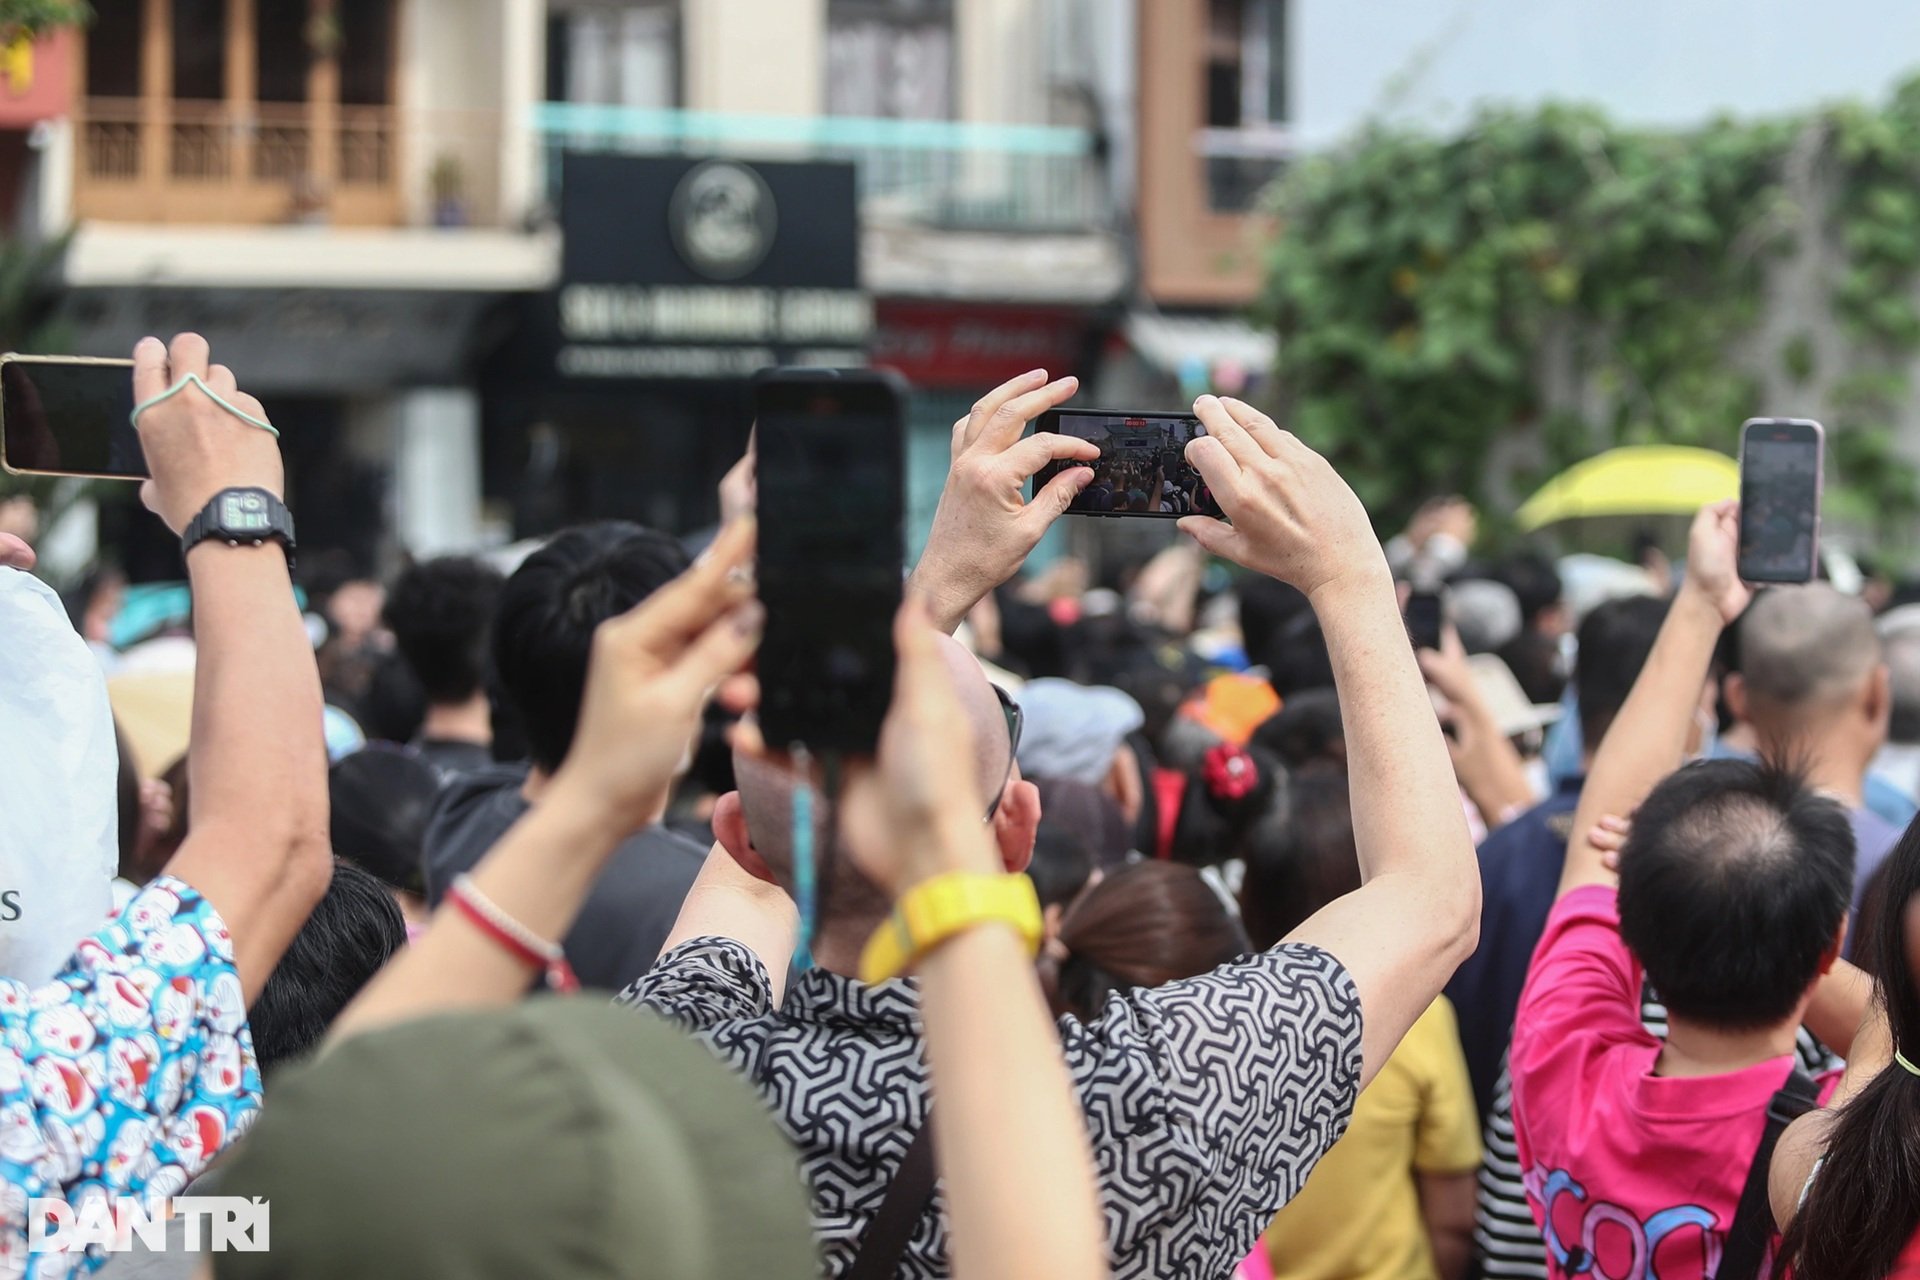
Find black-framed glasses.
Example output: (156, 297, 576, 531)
(986, 684, 1023, 822)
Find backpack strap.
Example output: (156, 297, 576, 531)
(844, 1115, 939, 1280)
(1717, 1067, 1823, 1280)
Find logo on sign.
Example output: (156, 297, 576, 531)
(669, 161, 778, 281)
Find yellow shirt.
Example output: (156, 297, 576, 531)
(1263, 997, 1482, 1280)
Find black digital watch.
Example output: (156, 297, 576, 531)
(180, 487, 297, 571)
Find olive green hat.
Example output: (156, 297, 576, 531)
(216, 999, 817, 1279)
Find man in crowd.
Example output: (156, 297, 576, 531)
(1510, 502, 1863, 1280)
(627, 387, 1481, 1279)
(421, 521, 709, 991)
(382, 555, 505, 778)
(1446, 595, 1670, 1118)
(1724, 583, 1901, 912)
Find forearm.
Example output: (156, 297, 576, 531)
(1319, 571, 1477, 906)
(327, 784, 626, 1043)
(1560, 585, 1722, 895)
(165, 544, 330, 996)
(905, 560, 979, 636)
(921, 923, 1108, 1280)
(660, 848, 799, 1004)
(1428, 1222, 1472, 1280)
(1453, 706, 1537, 828)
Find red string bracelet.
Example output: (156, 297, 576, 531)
(445, 874, 580, 994)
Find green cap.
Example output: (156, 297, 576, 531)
(216, 999, 817, 1279)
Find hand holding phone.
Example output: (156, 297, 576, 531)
(1736, 418, 1823, 585)
(1032, 409, 1226, 520)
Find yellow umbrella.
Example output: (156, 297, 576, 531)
(1516, 445, 1738, 532)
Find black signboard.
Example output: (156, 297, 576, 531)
(548, 153, 870, 380)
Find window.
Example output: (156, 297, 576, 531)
(339, 0, 397, 107)
(86, 0, 143, 98)
(1200, 0, 1289, 212)
(170, 0, 227, 100)
(256, 4, 310, 104)
(826, 0, 952, 119)
(548, 2, 678, 108)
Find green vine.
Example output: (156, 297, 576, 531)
(1259, 77, 1920, 550)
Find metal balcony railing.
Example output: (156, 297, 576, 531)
(1197, 125, 1293, 214)
(531, 103, 1110, 232)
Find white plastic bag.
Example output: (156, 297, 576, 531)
(0, 567, 116, 985)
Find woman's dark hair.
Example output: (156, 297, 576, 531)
(1238, 762, 1359, 950)
(1167, 742, 1283, 867)
(328, 746, 442, 896)
(1050, 861, 1248, 1020)
(1249, 689, 1346, 770)
(1775, 820, 1920, 1279)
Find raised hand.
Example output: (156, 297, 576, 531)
(546, 518, 763, 835)
(131, 334, 284, 536)
(1685, 498, 1751, 623)
(839, 599, 1001, 900)
(910, 370, 1100, 633)
(1177, 395, 1387, 601)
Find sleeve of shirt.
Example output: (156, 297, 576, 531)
(0, 875, 261, 1260)
(1509, 886, 1650, 1120)
(1410, 999, 1484, 1175)
(1057, 943, 1363, 1276)
(616, 936, 775, 1030)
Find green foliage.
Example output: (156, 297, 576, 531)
(0, 0, 89, 42)
(1258, 77, 1920, 543)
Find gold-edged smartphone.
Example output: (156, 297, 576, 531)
(0, 353, 144, 480)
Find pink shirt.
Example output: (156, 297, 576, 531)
(1510, 886, 1840, 1280)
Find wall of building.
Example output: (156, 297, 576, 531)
(681, 0, 826, 115)
(1292, 0, 1920, 146)
(1136, 0, 1273, 308)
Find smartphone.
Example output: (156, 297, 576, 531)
(1405, 591, 1444, 652)
(1737, 418, 1824, 584)
(1032, 408, 1225, 519)
(754, 368, 905, 754)
(0, 355, 142, 480)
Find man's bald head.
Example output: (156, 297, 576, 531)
(1737, 585, 1882, 726)
(731, 634, 1014, 915)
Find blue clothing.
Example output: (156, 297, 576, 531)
(1851, 804, 1904, 919)
(1864, 773, 1918, 833)
(1444, 776, 1584, 1122)
(0, 876, 261, 1275)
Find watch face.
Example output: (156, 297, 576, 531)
(220, 492, 272, 533)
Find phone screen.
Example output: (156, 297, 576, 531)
(1033, 409, 1225, 519)
(0, 359, 142, 479)
(1737, 420, 1823, 584)
(754, 371, 905, 753)
(1405, 592, 1444, 652)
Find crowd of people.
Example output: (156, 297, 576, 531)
(4, 344, 1920, 1278)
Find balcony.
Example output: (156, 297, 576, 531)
(73, 97, 508, 229)
(1198, 126, 1293, 214)
(530, 104, 1110, 234)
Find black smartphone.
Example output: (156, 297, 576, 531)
(754, 368, 905, 754)
(1737, 417, 1824, 585)
(1032, 408, 1225, 519)
(1405, 591, 1444, 652)
(0, 355, 143, 480)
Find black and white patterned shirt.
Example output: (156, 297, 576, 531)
(621, 936, 1364, 1279)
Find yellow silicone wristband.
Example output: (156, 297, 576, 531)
(859, 872, 1043, 985)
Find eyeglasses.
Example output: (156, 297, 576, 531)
(986, 683, 1023, 822)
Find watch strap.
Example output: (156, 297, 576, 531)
(859, 872, 1043, 985)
